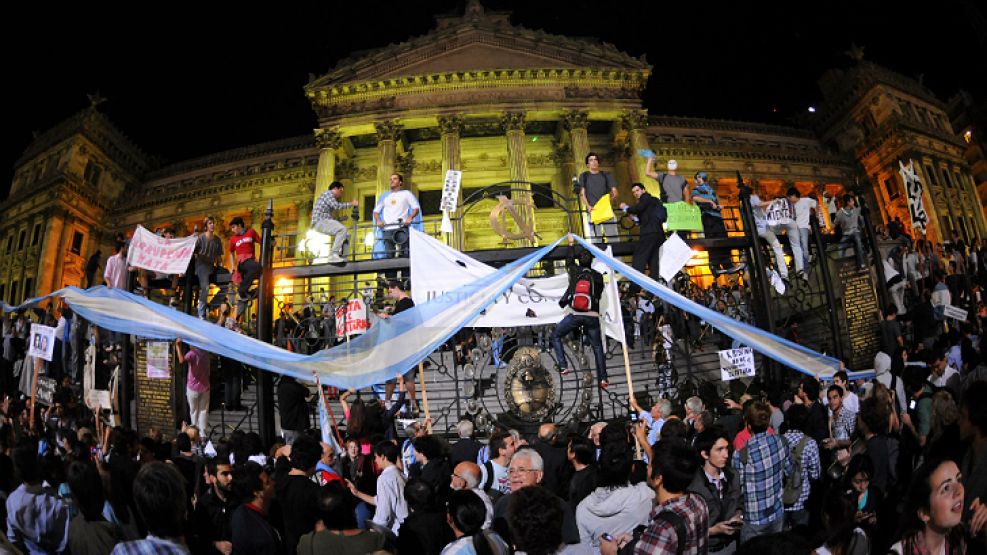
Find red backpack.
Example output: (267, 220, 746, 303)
(571, 270, 595, 312)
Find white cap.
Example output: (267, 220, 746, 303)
(667, 160, 678, 170)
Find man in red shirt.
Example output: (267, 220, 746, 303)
(228, 217, 262, 320)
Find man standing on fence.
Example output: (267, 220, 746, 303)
(312, 181, 358, 264)
(577, 152, 620, 243)
(620, 183, 664, 282)
(228, 217, 262, 321)
(551, 235, 608, 388)
(693, 172, 744, 276)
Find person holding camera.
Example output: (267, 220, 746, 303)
(373, 173, 420, 259)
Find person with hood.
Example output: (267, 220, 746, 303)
(575, 441, 653, 550)
(551, 235, 608, 388)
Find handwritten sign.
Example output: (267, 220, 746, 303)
(127, 225, 197, 274)
(440, 170, 463, 212)
(719, 347, 755, 381)
(335, 298, 369, 338)
(943, 305, 968, 322)
(664, 202, 703, 231)
(36, 376, 58, 406)
(764, 199, 794, 226)
(146, 342, 171, 379)
(899, 160, 928, 235)
(28, 324, 57, 361)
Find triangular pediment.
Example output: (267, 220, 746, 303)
(308, 5, 648, 90)
(375, 41, 582, 79)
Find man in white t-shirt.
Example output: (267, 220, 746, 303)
(786, 187, 820, 272)
(478, 431, 515, 497)
(373, 173, 420, 259)
(749, 192, 801, 280)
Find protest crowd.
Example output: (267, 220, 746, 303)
(2, 160, 987, 555)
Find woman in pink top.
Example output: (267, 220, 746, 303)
(175, 338, 211, 434)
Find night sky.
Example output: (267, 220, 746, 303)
(4, 0, 985, 199)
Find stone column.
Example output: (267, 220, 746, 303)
(562, 110, 590, 178)
(312, 128, 342, 205)
(296, 200, 312, 239)
(501, 112, 534, 246)
(621, 110, 650, 186)
(960, 172, 986, 241)
(375, 121, 402, 197)
(439, 115, 465, 246)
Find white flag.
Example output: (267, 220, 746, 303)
(598, 247, 626, 346)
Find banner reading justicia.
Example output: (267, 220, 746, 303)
(127, 225, 197, 275)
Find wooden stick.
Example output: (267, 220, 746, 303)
(29, 358, 42, 431)
(621, 342, 642, 459)
(418, 362, 432, 434)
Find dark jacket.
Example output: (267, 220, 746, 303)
(450, 437, 483, 468)
(277, 378, 310, 432)
(688, 466, 741, 551)
(231, 504, 281, 555)
(532, 440, 567, 495)
(191, 486, 236, 553)
(395, 510, 454, 555)
(625, 192, 663, 235)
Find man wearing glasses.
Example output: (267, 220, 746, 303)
(491, 448, 580, 546)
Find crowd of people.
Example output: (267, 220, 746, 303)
(3, 151, 987, 555)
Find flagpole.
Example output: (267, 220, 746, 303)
(418, 361, 432, 434)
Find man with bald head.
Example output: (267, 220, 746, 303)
(492, 448, 580, 546)
(450, 461, 493, 529)
(532, 423, 565, 494)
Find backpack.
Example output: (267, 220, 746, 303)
(783, 435, 811, 506)
(482, 460, 504, 503)
(571, 269, 595, 312)
(619, 510, 687, 555)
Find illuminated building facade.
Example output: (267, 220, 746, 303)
(2, 2, 982, 306)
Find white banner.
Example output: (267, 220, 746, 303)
(943, 305, 968, 322)
(410, 229, 568, 327)
(440, 170, 463, 212)
(335, 298, 369, 338)
(899, 160, 929, 235)
(28, 324, 56, 361)
(657, 233, 694, 282)
(764, 199, 794, 226)
(127, 225, 197, 275)
(719, 347, 755, 381)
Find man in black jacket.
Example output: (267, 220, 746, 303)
(191, 452, 236, 554)
(620, 182, 665, 281)
(277, 376, 310, 444)
(551, 236, 608, 388)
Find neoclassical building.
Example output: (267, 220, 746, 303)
(2, 2, 984, 306)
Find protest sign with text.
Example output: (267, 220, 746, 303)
(127, 225, 197, 275)
(719, 347, 756, 381)
(28, 324, 57, 361)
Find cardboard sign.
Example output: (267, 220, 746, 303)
(146, 341, 171, 379)
(664, 202, 703, 231)
(36, 376, 58, 406)
(943, 305, 968, 322)
(127, 225, 197, 274)
(335, 298, 369, 338)
(719, 347, 756, 381)
(28, 324, 57, 361)
(764, 199, 794, 226)
(439, 170, 463, 212)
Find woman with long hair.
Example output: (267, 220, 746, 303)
(892, 457, 967, 555)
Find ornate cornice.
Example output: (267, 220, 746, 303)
(500, 111, 526, 132)
(647, 115, 815, 139)
(550, 142, 573, 164)
(374, 121, 403, 142)
(307, 68, 649, 119)
(396, 151, 416, 174)
(145, 135, 316, 181)
(313, 128, 342, 150)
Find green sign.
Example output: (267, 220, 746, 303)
(664, 202, 703, 231)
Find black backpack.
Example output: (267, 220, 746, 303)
(619, 510, 687, 555)
(482, 460, 504, 503)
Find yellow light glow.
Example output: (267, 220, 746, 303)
(964, 130, 973, 144)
